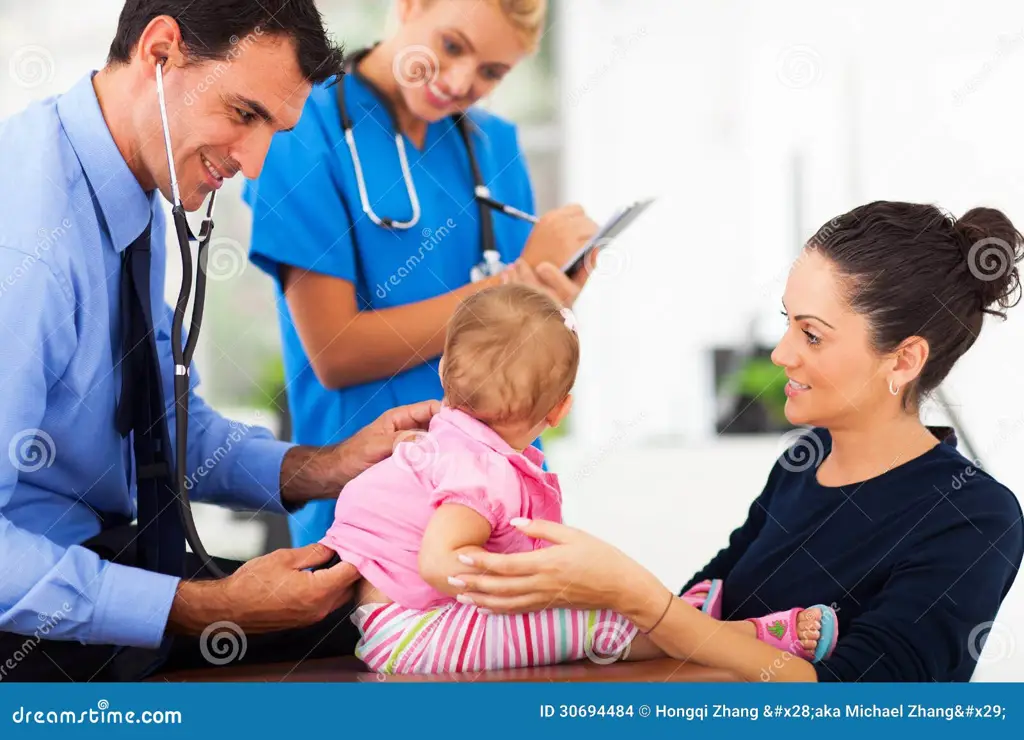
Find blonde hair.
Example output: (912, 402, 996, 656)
(490, 0, 547, 51)
(441, 283, 579, 427)
(419, 0, 547, 51)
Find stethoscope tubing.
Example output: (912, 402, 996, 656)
(156, 60, 225, 579)
(344, 126, 421, 229)
(336, 47, 535, 262)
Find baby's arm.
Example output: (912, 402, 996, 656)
(419, 504, 492, 597)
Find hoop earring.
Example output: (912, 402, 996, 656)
(889, 380, 899, 396)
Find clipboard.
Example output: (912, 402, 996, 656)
(561, 197, 656, 276)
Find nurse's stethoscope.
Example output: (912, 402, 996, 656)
(337, 47, 537, 282)
(155, 59, 226, 578)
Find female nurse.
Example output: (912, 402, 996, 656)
(245, 0, 597, 547)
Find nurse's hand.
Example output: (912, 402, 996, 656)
(447, 519, 664, 618)
(522, 204, 599, 272)
(502, 259, 585, 307)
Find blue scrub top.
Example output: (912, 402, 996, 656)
(244, 72, 536, 547)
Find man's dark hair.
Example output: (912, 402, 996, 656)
(107, 0, 344, 84)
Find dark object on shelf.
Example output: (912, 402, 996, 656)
(713, 346, 795, 435)
(719, 393, 790, 434)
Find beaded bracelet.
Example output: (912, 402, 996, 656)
(640, 591, 675, 635)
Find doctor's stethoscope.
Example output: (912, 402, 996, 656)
(155, 59, 226, 578)
(337, 47, 537, 283)
(154, 47, 544, 578)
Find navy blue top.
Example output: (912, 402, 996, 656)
(683, 428, 1023, 682)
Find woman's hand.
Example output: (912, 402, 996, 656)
(521, 204, 599, 272)
(448, 518, 665, 618)
(502, 259, 589, 307)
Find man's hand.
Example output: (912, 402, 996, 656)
(333, 399, 442, 485)
(278, 399, 441, 506)
(167, 544, 359, 636)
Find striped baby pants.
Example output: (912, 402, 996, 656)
(352, 601, 639, 674)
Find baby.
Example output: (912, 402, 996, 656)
(321, 283, 837, 674)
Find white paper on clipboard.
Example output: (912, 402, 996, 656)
(560, 197, 656, 274)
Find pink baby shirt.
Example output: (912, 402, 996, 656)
(320, 406, 563, 610)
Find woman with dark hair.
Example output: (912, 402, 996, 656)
(446, 201, 1024, 682)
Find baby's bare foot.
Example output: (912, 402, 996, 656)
(796, 607, 823, 653)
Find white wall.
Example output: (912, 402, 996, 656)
(559, 0, 1024, 490)
(557, 0, 1024, 680)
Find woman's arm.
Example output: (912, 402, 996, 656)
(280, 213, 598, 390)
(450, 518, 817, 681)
(281, 206, 600, 390)
(623, 582, 817, 681)
(281, 266, 500, 390)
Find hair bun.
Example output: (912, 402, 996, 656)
(953, 207, 1024, 317)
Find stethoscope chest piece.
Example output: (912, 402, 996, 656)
(470, 249, 505, 283)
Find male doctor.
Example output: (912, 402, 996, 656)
(0, 0, 442, 681)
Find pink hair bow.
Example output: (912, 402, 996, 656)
(560, 307, 579, 334)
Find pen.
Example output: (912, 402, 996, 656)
(476, 193, 539, 224)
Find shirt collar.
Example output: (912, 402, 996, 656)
(346, 70, 382, 111)
(433, 406, 549, 470)
(57, 72, 153, 252)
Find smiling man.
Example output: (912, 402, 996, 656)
(0, 0, 439, 681)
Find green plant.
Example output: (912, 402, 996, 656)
(247, 353, 287, 415)
(724, 356, 789, 425)
(541, 417, 569, 445)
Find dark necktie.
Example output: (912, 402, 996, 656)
(115, 221, 186, 579)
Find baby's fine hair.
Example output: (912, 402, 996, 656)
(440, 283, 580, 427)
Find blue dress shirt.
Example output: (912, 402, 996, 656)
(0, 73, 293, 649)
